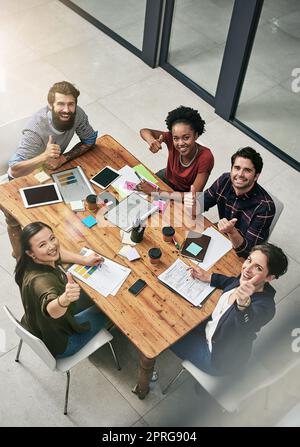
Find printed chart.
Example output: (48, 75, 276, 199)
(52, 166, 95, 203)
(68, 248, 131, 297)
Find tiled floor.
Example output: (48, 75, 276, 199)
(0, 0, 300, 427)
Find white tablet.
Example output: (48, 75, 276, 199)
(89, 166, 120, 189)
(20, 183, 63, 208)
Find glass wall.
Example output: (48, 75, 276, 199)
(236, 0, 300, 163)
(72, 0, 146, 50)
(167, 0, 235, 96)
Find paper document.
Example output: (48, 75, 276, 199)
(158, 258, 215, 307)
(111, 165, 141, 198)
(68, 248, 131, 297)
(195, 226, 232, 271)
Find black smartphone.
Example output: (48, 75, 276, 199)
(128, 279, 147, 295)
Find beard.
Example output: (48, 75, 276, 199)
(51, 109, 76, 131)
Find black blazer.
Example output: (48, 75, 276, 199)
(208, 273, 276, 374)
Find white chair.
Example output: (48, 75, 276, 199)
(267, 191, 284, 237)
(162, 356, 271, 413)
(163, 292, 300, 413)
(3, 305, 121, 415)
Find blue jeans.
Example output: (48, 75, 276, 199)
(170, 324, 221, 376)
(56, 305, 109, 358)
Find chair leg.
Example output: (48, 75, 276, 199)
(64, 370, 70, 415)
(15, 339, 23, 362)
(108, 341, 121, 370)
(162, 368, 186, 395)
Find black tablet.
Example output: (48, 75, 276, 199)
(90, 166, 120, 189)
(20, 183, 63, 208)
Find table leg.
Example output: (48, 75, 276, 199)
(132, 352, 156, 400)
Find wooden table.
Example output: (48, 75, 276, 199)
(0, 135, 243, 398)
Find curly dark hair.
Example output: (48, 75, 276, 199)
(165, 105, 206, 135)
(231, 147, 263, 174)
(47, 81, 80, 106)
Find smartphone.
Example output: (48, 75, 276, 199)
(128, 279, 147, 295)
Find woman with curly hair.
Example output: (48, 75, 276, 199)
(139, 105, 214, 195)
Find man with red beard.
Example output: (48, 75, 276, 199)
(6, 81, 97, 258)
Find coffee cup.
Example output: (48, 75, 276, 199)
(148, 247, 162, 265)
(162, 226, 175, 242)
(86, 194, 97, 212)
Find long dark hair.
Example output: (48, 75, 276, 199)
(15, 221, 53, 288)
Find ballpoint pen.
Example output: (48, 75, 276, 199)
(135, 170, 158, 190)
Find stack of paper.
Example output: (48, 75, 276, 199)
(118, 245, 140, 261)
(193, 226, 232, 270)
(120, 229, 136, 246)
(68, 248, 131, 297)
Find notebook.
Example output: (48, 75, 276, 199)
(180, 231, 211, 262)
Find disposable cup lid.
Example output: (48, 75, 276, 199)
(162, 226, 175, 236)
(86, 194, 97, 203)
(148, 248, 162, 259)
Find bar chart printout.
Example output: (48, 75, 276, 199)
(68, 248, 131, 297)
(52, 167, 95, 202)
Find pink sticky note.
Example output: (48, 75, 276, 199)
(153, 200, 168, 214)
(124, 181, 137, 191)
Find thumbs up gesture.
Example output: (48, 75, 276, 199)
(184, 184, 196, 208)
(235, 274, 258, 308)
(64, 272, 80, 303)
(218, 217, 237, 235)
(149, 134, 163, 153)
(43, 135, 61, 168)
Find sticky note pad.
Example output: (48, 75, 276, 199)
(34, 171, 51, 183)
(118, 246, 131, 257)
(126, 247, 140, 261)
(120, 230, 136, 246)
(124, 180, 137, 191)
(82, 215, 97, 228)
(70, 200, 85, 211)
(186, 242, 203, 256)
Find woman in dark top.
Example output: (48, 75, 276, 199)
(138, 105, 214, 197)
(171, 243, 288, 375)
(15, 221, 109, 358)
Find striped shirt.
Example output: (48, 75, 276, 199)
(8, 105, 98, 173)
(204, 173, 275, 257)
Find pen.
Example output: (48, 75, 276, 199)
(135, 171, 143, 181)
(135, 171, 158, 189)
(172, 237, 180, 250)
